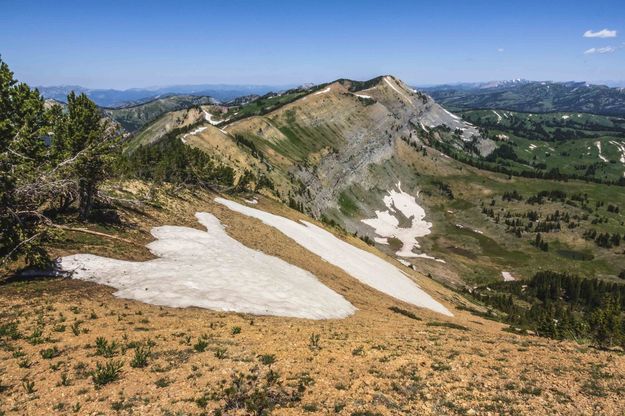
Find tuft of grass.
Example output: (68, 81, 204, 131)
(231, 326, 241, 335)
(22, 378, 36, 394)
(129, 345, 150, 368)
(95, 337, 118, 357)
(193, 337, 208, 353)
(309, 333, 321, 350)
(426, 321, 469, 331)
(40, 346, 61, 360)
(352, 346, 365, 356)
(58, 372, 71, 387)
(389, 306, 422, 321)
(258, 354, 276, 366)
(17, 358, 32, 368)
(0, 322, 21, 340)
(90, 360, 124, 386)
(214, 347, 227, 359)
(70, 321, 82, 336)
(155, 377, 171, 388)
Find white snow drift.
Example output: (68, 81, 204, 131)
(596, 141, 609, 162)
(216, 197, 452, 316)
(501, 271, 516, 282)
(361, 182, 436, 258)
(181, 126, 207, 143)
(314, 86, 331, 95)
(609, 140, 625, 164)
(61, 213, 356, 320)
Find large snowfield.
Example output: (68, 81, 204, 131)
(216, 197, 452, 316)
(61, 213, 356, 320)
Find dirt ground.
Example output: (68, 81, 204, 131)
(1, 184, 624, 415)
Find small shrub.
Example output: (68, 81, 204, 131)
(389, 306, 422, 321)
(214, 348, 227, 359)
(309, 333, 321, 350)
(70, 321, 82, 336)
(352, 346, 365, 356)
(193, 338, 208, 353)
(91, 360, 124, 386)
(130, 345, 150, 368)
(258, 354, 276, 366)
(231, 326, 241, 335)
(155, 377, 170, 388)
(95, 337, 118, 357)
(18, 358, 32, 368)
(27, 327, 44, 345)
(40, 346, 61, 359)
(22, 379, 35, 394)
(0, 322, 21, 340)
(426, 321, 469, 331)
(59, 372, 71, 387)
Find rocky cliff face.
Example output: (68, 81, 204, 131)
(131, 75, 493, 229)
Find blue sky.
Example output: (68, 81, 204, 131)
(1, 0, 624, 88)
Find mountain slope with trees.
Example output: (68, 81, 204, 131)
(424, 81, 625, 117)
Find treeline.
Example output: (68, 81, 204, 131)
(469, 271, 625, 349)
(118, 131, 235, 187)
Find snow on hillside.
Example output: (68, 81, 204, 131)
(609, 140, 625, 164)
(314, 86, 332, 95)
(181, 126, 207, 143)
(383, 76, 413, 105)
(216, 197, 452, 316)
(361, 182, 443, 263)
(596, 141, 609, 162)
(61, 213, 355, 320)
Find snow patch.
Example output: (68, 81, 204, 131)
(383, 76, 413, 105)
(529, 144, 537, 150)
(561, 115, 570, 120)
(354, 93, 372, 99)
(314, 87, 331, 95)
(374, 237, 389, 245)
(492, 110, 502, 123)
(181, 126, 208, 142)
(596, 141, 609, 162)
(217, 197, 452, 316)
(203, 111, 229, 126)
(362, 183, 430, 256)
(443, 108, 461, 120)
(61, 213, 355, 320)
(609, 140, 625, 163)
(502, 271, 515, 282)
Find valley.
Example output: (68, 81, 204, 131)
(2, 59, 625, 415)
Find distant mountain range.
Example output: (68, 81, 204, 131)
(422, 80, 625, 117)
(37, 84, 295, 107)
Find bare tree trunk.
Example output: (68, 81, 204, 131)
(78, 179, 95, 221)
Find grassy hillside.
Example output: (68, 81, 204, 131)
(459, 109, 625, 182)
(425, 81, 625, 117)
(104, 95, 215, 132)
(124, 77, 625, 289)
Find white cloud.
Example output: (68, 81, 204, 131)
(583, 29, 617, 38)
(584, 46, 617, 54)
(497, 48, 505, 53)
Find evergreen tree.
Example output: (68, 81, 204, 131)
(51, 92, 118, 220)
(0, 57, 51, 267)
